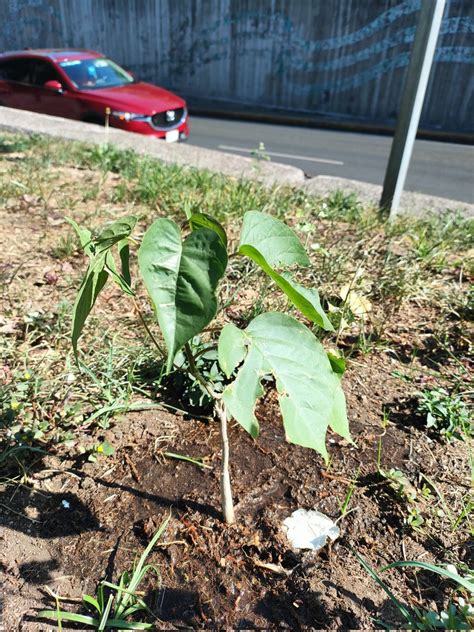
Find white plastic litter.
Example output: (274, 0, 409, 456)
(283, 509, 340, 551)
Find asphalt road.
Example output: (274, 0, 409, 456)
(187, 116, 474, 203)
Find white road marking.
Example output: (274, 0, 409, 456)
(218, 144, 344, 166)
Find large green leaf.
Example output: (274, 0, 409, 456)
(219, 313, 350, 461)
(138, 219, 227, 371)
(239, 211, 310, 267)
(239, 245, 333, 331)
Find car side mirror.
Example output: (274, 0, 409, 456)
(43, 80, 63, 93)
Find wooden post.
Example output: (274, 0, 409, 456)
(380, 0, 446, 218)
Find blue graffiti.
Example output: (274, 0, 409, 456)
(290, 46, 474, 97)
(291, 17, 474, 74)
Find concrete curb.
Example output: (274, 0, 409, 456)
(1, 107, 472, 218)
(0, 107, 305, 188)
(303, 176, 474, 218)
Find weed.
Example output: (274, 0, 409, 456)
(80, 144, 139, 177)
(250, 142, 271, 161)
(355, 552, 474, 630)
(0, 133, 41, 154)
(39, 516, 170, 629)
(338, 469, 359, 518)
(318, 190, 364, 223)
(378, 468, 432, 532)
(417, 388, 471, 441)
(51, 231, 79, 259)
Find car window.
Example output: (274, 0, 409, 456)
(59, 58, 133, 89)
(29, 60, 61, 86)
(0, 58, 32, 83)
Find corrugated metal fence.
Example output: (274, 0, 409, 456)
(1, 0, 473, 132)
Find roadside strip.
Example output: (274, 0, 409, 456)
(0, 107, 472, 218)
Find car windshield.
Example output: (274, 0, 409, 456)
(59, 58, 134, 89)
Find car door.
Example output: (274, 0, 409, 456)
(0, 58, 36, 111)
(28, 59, 79, 118)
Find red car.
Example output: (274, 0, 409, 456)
(0, 49, 189, 141)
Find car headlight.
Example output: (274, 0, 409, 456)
(110, 110, 148, 122)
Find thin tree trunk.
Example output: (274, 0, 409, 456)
(216, 400, 235, 524)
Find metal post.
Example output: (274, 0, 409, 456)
(380, 0, 446, 218)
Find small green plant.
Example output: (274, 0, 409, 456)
(69, 210, 350, 523)
(417, 388, 471, 441)
(51, 231, 78, 259)
(250, 142, 271, 161)
(39, 516, 170, 629)
(339, 469, 359, 519)
(379, 468, 430, 531)
(80, 439, 115, 463)
(355, 552, 474, 630)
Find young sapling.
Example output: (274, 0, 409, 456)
(69, 209, 351, 524)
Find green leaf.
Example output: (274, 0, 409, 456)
(98, 440, 115, 456)
(95, 215, 137, 251)
(353, 553, 417, 628)
(239, 245, 333, 330)
(104, 621, 152, 630)
(70, 216, 137, 355)
(239, 211, 310, 267)
(380, 561, 474, 594)
(66, 216, 93, 258)
(189, 212, 227, 247)
(105, 247, 133, 296)
(71, 251, 108, 356)
(327, 351, 346, 375)
(218, 322, 247, 377)
(38, 610, 99, 626)
(138, 219, 227, 372)
(83, 593, 101, 613)
(118, 239, 132, 286)
(281, 274, 334, 331)
(220, 313, 350, 460)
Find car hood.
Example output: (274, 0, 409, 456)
(84, 81, 185, 114)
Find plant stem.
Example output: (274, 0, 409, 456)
(183, 343, 218, 398)
(132, 297, 166, 359)
(183, 342, 235, 524)
(216, 399, 235, 524)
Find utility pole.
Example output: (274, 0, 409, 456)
(380, 0, 446, 218)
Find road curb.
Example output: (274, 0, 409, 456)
(0, 107, 305, 188)
(303, 176, 474, 218)
(1, 107, 472, 218)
